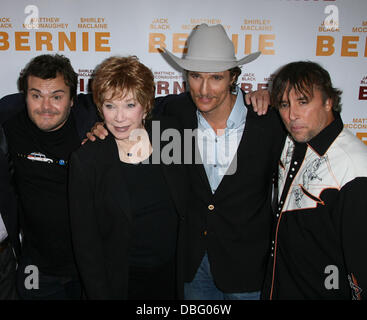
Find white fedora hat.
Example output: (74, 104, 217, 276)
(163, 23, 261, 72)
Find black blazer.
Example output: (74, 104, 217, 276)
(0, 126, 20, 257)
(0, 94, 24, 256)
(155, 91, 286, 292)
(68, 115, 188, 299)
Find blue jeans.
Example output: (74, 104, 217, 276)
(184, 253, 261, 300)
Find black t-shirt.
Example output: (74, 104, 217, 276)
(4, 109, 81, 276)
(121, 155, 178, 268)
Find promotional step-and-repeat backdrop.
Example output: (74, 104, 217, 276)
(1, 0, 366, 143)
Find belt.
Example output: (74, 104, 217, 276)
(0, 237, 10, 253)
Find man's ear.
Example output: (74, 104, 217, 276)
(325, 98, 332, 111)
(70, 98, 74, 108)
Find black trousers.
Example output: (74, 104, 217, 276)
(0, 241, 18, 300)
(128, 257, 176, 300)
(16, 248, 82, 300)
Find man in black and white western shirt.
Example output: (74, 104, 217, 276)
(263, 61, 367, 300)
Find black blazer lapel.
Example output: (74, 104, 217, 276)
(183, 97, 213, 194)
(191, 128, 212, 193)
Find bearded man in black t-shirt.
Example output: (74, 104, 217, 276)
(1, 54, 98, 300)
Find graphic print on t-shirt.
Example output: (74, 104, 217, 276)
(17, 151, 67, 166)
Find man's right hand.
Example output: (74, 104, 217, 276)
(82, 122, 108, 145)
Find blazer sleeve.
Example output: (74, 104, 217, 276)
(153, 94, 180, 116)
(72, 93, 101, 142)
(68, 150, 111, 299)
(341, 177, 367, 300)
(0, 93, 26, 124)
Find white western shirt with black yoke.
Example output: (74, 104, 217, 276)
(267, 114, 367, 300)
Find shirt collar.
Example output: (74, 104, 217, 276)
(227, 88, 246, 129)
(306, 112, 343, 156)
(196, 108, 210, 129)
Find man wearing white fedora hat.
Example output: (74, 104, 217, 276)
(157, 23, 286, 299)
(84, 23, 283, 300)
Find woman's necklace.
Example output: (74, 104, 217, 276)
(117, 135, 152, 163)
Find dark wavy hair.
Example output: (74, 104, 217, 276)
(229, 66, 242, 93)
(17, 54, 78, 102)
(271, 61, 342, 112)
